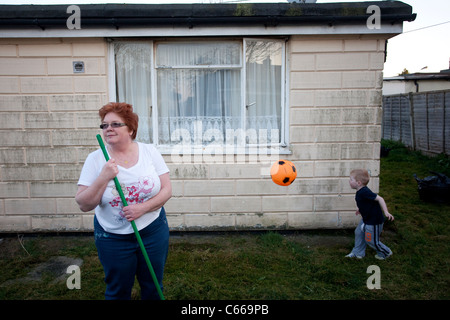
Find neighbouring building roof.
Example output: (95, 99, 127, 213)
(384, 72, 450, 82)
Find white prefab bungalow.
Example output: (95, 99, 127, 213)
(0, 2, 415, 232)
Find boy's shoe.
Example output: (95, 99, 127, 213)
(375, 252, 393, 260)
(345, 253, 363, 259)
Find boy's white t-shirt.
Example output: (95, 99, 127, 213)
(78, 142, 169, 235)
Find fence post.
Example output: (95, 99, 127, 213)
(399, 95, 403, 144)
(443, 91, 447, 154)
(408, 92, 416, 150)
(426, 92, 430, 152)
(381, 96, 385, 139)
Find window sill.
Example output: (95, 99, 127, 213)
(157, 145, 292, 156)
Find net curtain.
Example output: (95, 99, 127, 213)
(115, 41, 281, 146)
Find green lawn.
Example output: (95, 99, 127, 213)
(1, 140, 449, 300)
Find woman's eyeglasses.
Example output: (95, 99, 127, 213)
(100, 122, 127, 130)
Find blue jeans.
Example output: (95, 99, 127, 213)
(94, 207, 169, 300)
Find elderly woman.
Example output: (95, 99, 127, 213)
(76, 102, 172, 300)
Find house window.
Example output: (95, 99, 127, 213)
(114, 42, 153, 143)
(113, 39, 286, 153)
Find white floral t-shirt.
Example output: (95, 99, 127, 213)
(78, 142, 169, 234)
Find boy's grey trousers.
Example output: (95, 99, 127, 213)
(351, 219, 392, 258)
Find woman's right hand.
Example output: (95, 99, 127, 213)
(76, 159, 118, 212)
(100, 159, 119, 181)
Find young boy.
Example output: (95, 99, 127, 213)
(346, 169, 394, 260)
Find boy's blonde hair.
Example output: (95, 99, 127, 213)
(350, 169, 370, 186)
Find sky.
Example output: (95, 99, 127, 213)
(319, 0, 450, 76)
(0, 0, 449, 77)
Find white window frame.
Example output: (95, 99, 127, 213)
(244, 38, 288, 151)
(108, 38, 290, 155)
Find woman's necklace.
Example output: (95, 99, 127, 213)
(112, 153, 129, 165)
(114, 154, 131, 165)
(108, 144, 136, 166)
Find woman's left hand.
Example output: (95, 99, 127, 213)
(122, 204, 145, 222)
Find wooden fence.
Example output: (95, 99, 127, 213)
(382, 90, 450, 155)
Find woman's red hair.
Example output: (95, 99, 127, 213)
(99, 102, 139, 140)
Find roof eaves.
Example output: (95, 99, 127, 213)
(0, 2, 416, 30)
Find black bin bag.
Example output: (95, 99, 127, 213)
(413, 172, 450, 204)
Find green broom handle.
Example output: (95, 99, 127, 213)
(96, 134, 165, 300)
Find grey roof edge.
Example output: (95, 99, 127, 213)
(384, 73, 450, 81)
(0, 2, 416, 30)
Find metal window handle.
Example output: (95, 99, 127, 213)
(246, 102, 256, 110)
